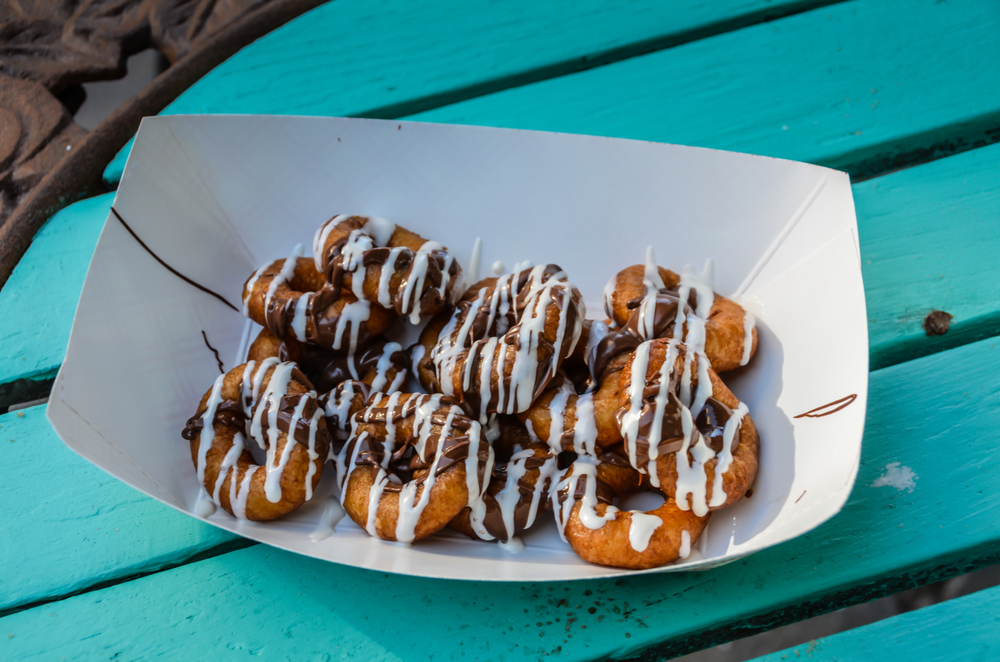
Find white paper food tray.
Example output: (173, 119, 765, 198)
(47, 115, 868, 581)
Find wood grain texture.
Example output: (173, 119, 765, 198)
(413, 0, 1000, 180)
(0, 193, 111, 386)
(750, 584, 1000, 661)
(3, 335, 1000, 659)
(101, 0, 844, 184)
(859, 143, 1000, 370)
(0, 405, 237, 616)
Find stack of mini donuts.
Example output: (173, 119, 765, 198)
(183, 216, 760, 570)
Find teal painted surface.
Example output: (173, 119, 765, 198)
(751, 584, 1000, 661)
(859, 143, 1000, 370)
(102, 0, 842, 184)
(0, 194, 111, 385)
(4, 336, 1000, 659)
(414, 0, 1000, 178)
(0, 405, 235, 615)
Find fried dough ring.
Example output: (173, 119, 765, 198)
(617, 339, 759, 515)
(248, 328, 407, 394)
(553, 457, 708, 569)
(242, 255, 396, 353)
(605, 265, 756, 372)
(181, 360, 330, 521)
(313, 215, 463, 322)
(518, 351, 629, 455)
(430, 264, 585, 418)
(449, 417, 557, 543)
(336, 393, 493, 542)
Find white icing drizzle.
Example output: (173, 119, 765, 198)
(312, 214, 349, 272)
(330, 298, 372, 379)
(498, 536, 526, 554)
(674, 405, 717, 517)
(708, 402, 749, 508)
(678, 529, 692, 559)
(364, 216, 396, 246)
(263, 244, 304, 319)
(469, 236, 482, 284)
(491, 261, 505, 275)
(585, 320, 610, 369)
(368, 341, 405, 393)
(628, 513, 663, 553)
(192, 360, 323, 519)
(309, 497, 347, 542)
(194, 487, 217, 518)
(602, 273, 618, 321)
(242, 260, 276, 316)
(741, 309, 756, 366)
(290, 291, 312, 341)
(542, 379, 598, 456)
(491, 448, 558, 542)
(551, 457, 618, 543)
(644, 245, 666, 293)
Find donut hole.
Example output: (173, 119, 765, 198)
(617, 490, 665, 512)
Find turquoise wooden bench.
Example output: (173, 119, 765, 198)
(3, 0, 999, 658)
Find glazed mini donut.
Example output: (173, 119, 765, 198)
(430, 264, 585, 419)
(551, 455, 708, 569)
(242, 244, 396, 369)
(602, 260, 757, 372)
(247, 328, 407, 394)
(335, 392, 494, 542)
(181, 359, 330, 521)
(616, 338, 759, 516)
(313, 215, 463, 323)
(449, 417, 558, 544)
(517, 353, 627, 456)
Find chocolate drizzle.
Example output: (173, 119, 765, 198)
(110, 208, 239, 312)
(279, 337, 407, 393)
(591, 290, 690, 383)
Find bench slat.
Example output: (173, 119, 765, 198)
(0, 406, 236, 615)
(750, 584, 1000, 661)
(414, 0, 1000, 180)
(858, 143, 1000, 369)
(3, 334, 999, 659)
(0, 194, 113, 390)
(102, 0, 841, 184)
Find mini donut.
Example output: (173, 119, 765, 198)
(335, 392, 494, 542)
(517, 353, 627, 456)
(242, 245, 396, 366)
(603, 262, 757, 372)
(449, 417, 558, 544)
(616, 338, 759, 516)
(551, 455, 708, 569)
(429, 264, 585, 419)
(248, 328, 407, 394)
(181, 359, 330, 521)
(313, 215, 464, 323)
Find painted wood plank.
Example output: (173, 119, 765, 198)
(858, 142, 1000, 370)
(750, 584, 1000, 661)
(0, 193, 111, 389)
(413, 0, 1000, 180)
(4, 335, 999, 659)
(101, 0, 844, 184)
(0, 405, 238, 616)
